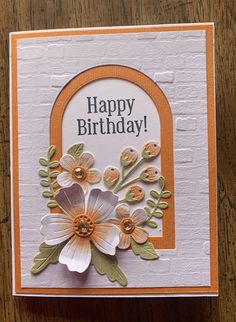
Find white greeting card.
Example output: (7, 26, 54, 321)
(10, 23, 217, 297)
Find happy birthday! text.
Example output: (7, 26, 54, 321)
(76, 96, 148, 137)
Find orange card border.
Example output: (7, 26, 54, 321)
(49, 64, 175, 250)
(10, 24, 218, 296)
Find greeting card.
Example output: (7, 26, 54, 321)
(10, 23, 217, 297)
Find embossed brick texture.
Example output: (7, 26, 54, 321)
(16, 30, 210, 288)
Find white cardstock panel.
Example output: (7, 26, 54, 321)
(62, 78, 162, 236)
(17, 29, 210, 289)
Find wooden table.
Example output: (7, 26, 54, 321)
(0, 1, 235, 321)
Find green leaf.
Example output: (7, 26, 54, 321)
(144, 206, 152, 216)
(103, 177, 116, 188)
(38, 169, 48, 178)
(47, 145, 56, 160)
(52, 180, 59, 188)
(162, 191, 172, 198)
(158, 176, 165, 190)
(146, 220, 158, 228)
(124, 192, 131, 202)
(42, 190, 53, 198)
(47, 200, 58, 208)
(159, 201, 168, 209)
(147, 199, 156, 208)
(39, 157, 48, 166)
(150, 190, 160, 199)
(31, 242, 66, 274)
(67, 143, 83, 162)
(49, 161, 60, 168)
(49, 170, 60, 178)
(152, 211, 163, 218)
(131, 239, 159, 260)
(91, 246, 128, 287)
(40, 179, 50, 187)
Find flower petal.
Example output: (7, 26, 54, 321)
(118, 232, 131, 249)
(59, 235, 91, 273)
(91, 223, 120, 255)
(86, 169, 101, 184)
(40, 213, 74, 245)
(132, 227, 149, 244)
(131, 209, 147, 226)
(78, 152, 94, 170)
(57, 172, 75, 188)
(60, 154, 77, 171)
(115, 204, 130, 219)
(87, 189, 118, 223)
(78, 180, 88, 194)
(55, 183, 85, 218)
(107, 218, 120, 225)
(87, 188, 100, 211)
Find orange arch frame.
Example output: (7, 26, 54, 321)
(50, 65, 175, 249)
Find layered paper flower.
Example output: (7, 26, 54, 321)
(57, 153, 101, 192)
(40, 183, 120, 273)
(109, 204, 149, 249)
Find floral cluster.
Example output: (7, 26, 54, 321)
(40, 183, 149, 274)
(32, 141, 171, 287)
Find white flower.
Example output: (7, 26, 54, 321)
(57, 153, 101, 192)
(40, 184, 120, 273)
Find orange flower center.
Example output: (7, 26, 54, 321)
(121, 217, 135, 234)
(73, 167, 87, 181)
(73, 214, 94, 237)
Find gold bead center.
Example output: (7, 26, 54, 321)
(73, 215, 94, 237)
(73, 167, 87, 181)
(121, 218, 135, 234)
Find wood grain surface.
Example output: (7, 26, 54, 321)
(0, 0, 235, 321)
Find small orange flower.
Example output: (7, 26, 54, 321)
(109, 204, 149, 249)
(140, 166, 160, 183)
(125, 185, 145, 203)
(142, 141, 160, 160)
(120, 147, 138, 167)
(103, 167, 120, 188)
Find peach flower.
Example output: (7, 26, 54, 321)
(109, 204, 148, 249)
(57, 153, 101, 193)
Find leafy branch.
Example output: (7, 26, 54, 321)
(103, 143, 162, 208)
(113, 158, 145, 193)
(38, 145, 60, 208)
(143, 176, 171, 229)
